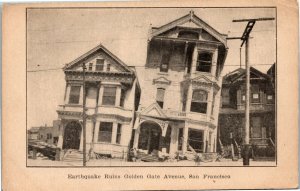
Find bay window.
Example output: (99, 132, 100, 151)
(68, 86, 81, 104)
(102, 86, 117, 106)
(98, 122, 113, 143)
(196, 52, 212, 73)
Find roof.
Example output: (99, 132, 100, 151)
(150, 10, 227, 47)
(64, 43, 134, 73)
(223, 67, 270, 85)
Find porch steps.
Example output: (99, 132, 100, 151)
(63, 150, 83, 162)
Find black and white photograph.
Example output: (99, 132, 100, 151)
(26, 7, 277, 167)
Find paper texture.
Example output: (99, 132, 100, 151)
(2, 1, 298, 190)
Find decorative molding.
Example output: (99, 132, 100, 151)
(153, 76, 171, 85)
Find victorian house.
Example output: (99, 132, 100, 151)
(132, 11, 228, 158)
(218, 67, 275, 159)
(56, 44, 140, 158)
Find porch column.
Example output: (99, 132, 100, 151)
(93, 121, 100, 143)
(190, 45, 198, 74)
(185, 85, 193, 112)
(203, 129, 208, 153)
(182, 125, 189, 153)
(133, 128, 140, 149)
(111, 123, 118, 144)
(207, 86, 214, 120)
(169, 126, 178, 157)
(86, 120, 94, 151)
(213, 132, 217, 152)
(79, 129, 84, 151)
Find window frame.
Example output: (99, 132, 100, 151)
(95, 59, 104, 71)
(98, 122, 113, 143)
(116, 124, 122, 144)
(190, 89, 208, 114)
(102, 86, 117, 106)
(88, 63, 93, 71)
(156, 88, 165, 108)
(196, 52, 213, 73)
(68, 85, 81, 104)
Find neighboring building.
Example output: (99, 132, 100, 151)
(38, 120, 61, 145)
(132, 11, 228, 157)
(267, 63, 276, 88)
(218, 67, 275, 157)
(56, 44, 140, 158)
(28, 127, 40, 140)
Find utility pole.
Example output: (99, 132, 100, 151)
(232, 17, 274, 166)
(82, 63, 87, 167)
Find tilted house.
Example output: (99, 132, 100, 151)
(56, 44, 140, 158)
(218, 67, 275, 159)
(132, 11, 228, 158)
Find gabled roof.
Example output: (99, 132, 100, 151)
(150, 10, 227, 47)
(223, 67, 270, 84)
(140, 102, 167, 119)
(64, 43, 133, 73)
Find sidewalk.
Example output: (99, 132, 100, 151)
(27, 157, 276, 167)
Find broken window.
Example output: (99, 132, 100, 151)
(102, 86, 117, 106)
(160, 54, 170, 73)
(98, 122, 113, 143)
(69, 86, 81, 104)
(116, 124, 122, 144)
(190, 90, 208, 113)
(156, 88, 165, 108)
(196, 52, 212, 73)
(188, 129, 204, 153)
(95, 59, 104, 71)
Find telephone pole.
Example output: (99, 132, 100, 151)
(232, 17, 274, 166)
(82, 63, 87, 167)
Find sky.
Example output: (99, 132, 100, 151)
(27, 7, 276, 128)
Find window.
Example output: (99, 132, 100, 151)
(98, 122, 113, 143)
(47, 133, 52, 139)
(267, 94, 274, 104)
(88, 63, 93, 71)
(251, 85, 260, 103)
(106, 63, 111, 71)
(178, 31, 199, 39)
(69, 86, 81, 104)
(242, 95, 246, 102)
(116, 124, 122, 144)
(188, 129, 204, 153)
(102, 87, 117, 106)
(95, 59, 104, 71)
(222, 88, 230, 106)
(190, 90, 208, 113)
(160, 54, 170, 72)
(196, 52, 212, 72)
(120, 89, 126, 107)
(156, 88, 165, 108)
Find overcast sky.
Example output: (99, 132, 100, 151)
(27, 7, 276, 128)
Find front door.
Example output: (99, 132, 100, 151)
(63, 121, 82, 150)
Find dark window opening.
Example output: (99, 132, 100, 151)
(156, 88, 165, 108)
(107, 63, 111, 71)
(188, 129, 203, 153)
(98, 122, 113, 143)
(160, 54, 170, 73)
(96, 59, 104, 71)
(178, 31, 199, 40)
(190, 90, 208, 113)
(102, 86, 116, 106)
(69, 86, 81, 104)
(196, 52, 212, 73)
(116, 124, 122, 144)
(251, 85, 260, 103)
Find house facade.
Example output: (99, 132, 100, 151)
(132, 11, 228, 158)
(56, 44, 140, 158)
(218, 67, 275, 158)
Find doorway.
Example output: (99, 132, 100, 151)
(138, 121, 162, 154)
(62, 121, 82, 150)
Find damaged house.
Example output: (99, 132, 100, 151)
(56, 44, 141, 158)
(132, 11, 228, 158)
